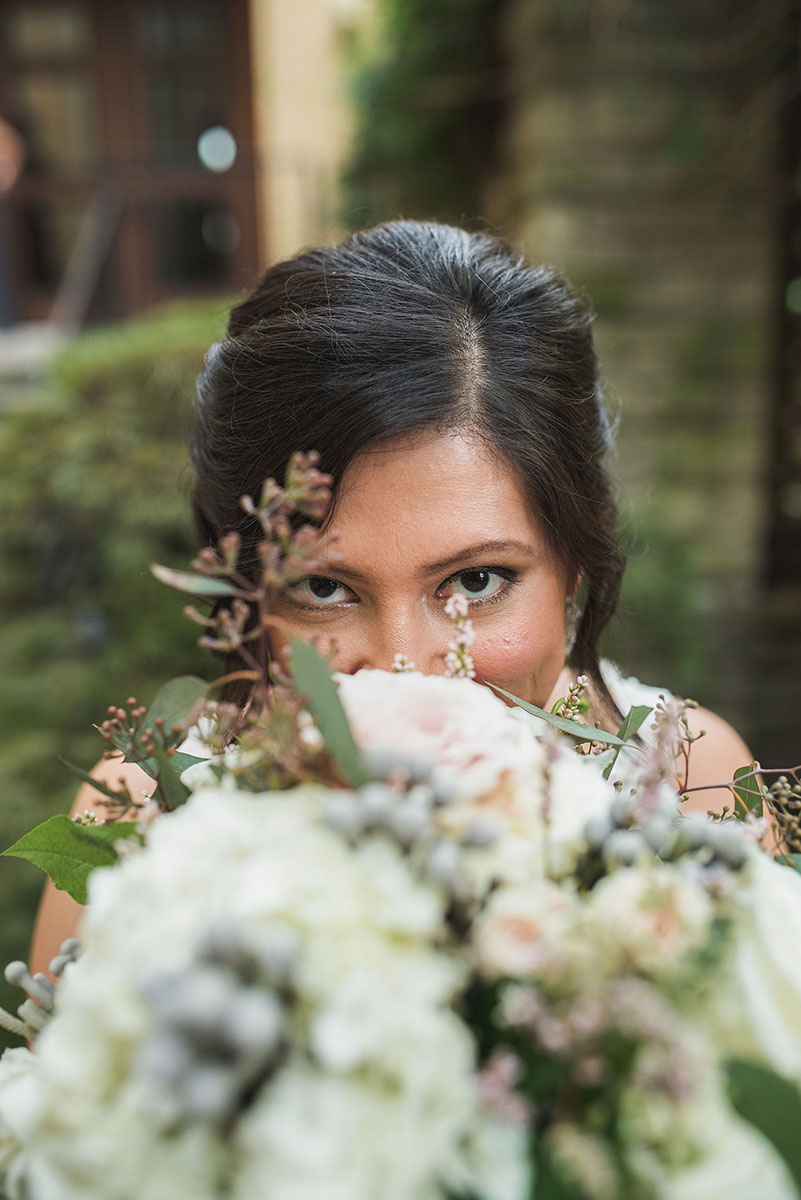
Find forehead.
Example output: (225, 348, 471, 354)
(326, 431, 548, 566)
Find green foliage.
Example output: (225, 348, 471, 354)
(150, 564, 237, 597)
(288, 638, 370, 788)
(3, 816, 143, 906)
(342, 0, 509, 225)
(488, 684, 630, 747)
(732, 763, 763, 818)
(726, 1058, 801, 1194)
(0, 298, 228, 1038)
(601, 703, 653, 780)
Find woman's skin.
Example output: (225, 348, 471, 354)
(30, 430, 754, 976)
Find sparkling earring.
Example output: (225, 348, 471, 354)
(564, 596, 580, 658)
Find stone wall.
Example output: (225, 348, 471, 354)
(496, 0, 798, 764)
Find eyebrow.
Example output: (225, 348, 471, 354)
(319, 539, 537, 583)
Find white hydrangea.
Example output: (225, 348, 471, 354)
(13, 787, 501, 1200)
(0, 1047, 41, 1200)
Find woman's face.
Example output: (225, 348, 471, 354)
(269, 431, 572, 707)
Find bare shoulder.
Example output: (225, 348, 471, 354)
(69, 754, 153, 819)
(680, 704, 755, 816)
(29, 755, 153, 978)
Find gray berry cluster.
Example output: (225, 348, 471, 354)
(323, 744, 499, 908)
(138, 918, 298, 1128)
(0, 938, 82, 1042)
(583, 791, 749, 879)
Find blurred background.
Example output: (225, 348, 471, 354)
(0, 0, 799, 1026)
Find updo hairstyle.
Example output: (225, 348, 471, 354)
(192, 220, 625, 700)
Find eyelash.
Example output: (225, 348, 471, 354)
(287, 566, 521, 613)
(436, 566, 519, 608)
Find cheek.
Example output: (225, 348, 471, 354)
(471, 606, 565, 704)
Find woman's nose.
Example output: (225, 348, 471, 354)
(345, 611, 445, 675)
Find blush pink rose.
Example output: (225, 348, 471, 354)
(335, 670, 545, 799)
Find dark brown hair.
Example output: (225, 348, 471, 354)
(192, 220, 625, 701)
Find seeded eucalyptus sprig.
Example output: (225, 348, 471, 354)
(152, 450, 334, 695)
(145, 452, 361, 794)
(765, 770, 801, 856)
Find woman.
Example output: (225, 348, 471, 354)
(31, 219, 753, 972)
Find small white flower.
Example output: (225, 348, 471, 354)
(390, 653, 417, 673)
(444, 594, 469, 619)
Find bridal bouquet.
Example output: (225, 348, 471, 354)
(2, 455, 801, 1200)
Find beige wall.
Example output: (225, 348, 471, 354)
(248, 0, 371, 265)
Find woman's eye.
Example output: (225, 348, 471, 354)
(290, 576, 352, 606)
(442, 568, 513, 603)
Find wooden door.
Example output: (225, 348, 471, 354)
(0, 0, 259, 324)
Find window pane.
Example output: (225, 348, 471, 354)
(11, 72, 97, 171)
(146, 72, 226, 166)
(136, 2, 222, 53)
(154, 202, 238, 285)
(6, 4, 92, 58)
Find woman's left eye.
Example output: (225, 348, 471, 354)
(438, 568, 517, 605)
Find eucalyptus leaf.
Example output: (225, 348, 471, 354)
(616, 703, 653, 742)
(143, 675, 208, 748)
(732, 762, 763, 818)
(486, 683, 627, 747)
(2, 816, 143, 905)
(600, 703, 653, 779)
(146, 747, 191, 810)
(150, 563, 237, 597)
(289, 638, 369, 787)
(59, 757, 134, 802)
(726, 1058, 801, 1194)
(596, 747, 618, 780)
(143, 750, 205, 778)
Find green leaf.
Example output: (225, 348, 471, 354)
(616, 703, 653, 741)
(144, 675, 208, 746)
(96, 676, 208, 761)
(147, 747, 190, 810)
(596, 746, 619, 780)
(2, 815, 143, 905)
(600, 703, 653, 779)
(779, 853, 801, 872)
(150, 563, 236, 597)
(288, 638, 370, 787)
(150, 750, 204, 777)
(486, 683, 627, 747)
(732, 762, 763, 818)
(727, 1058, 801, 1194)
(533, 1135, 592, 1199)
(59, 757, 134, 802)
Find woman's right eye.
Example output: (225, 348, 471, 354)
(287, 576, 354, 607)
